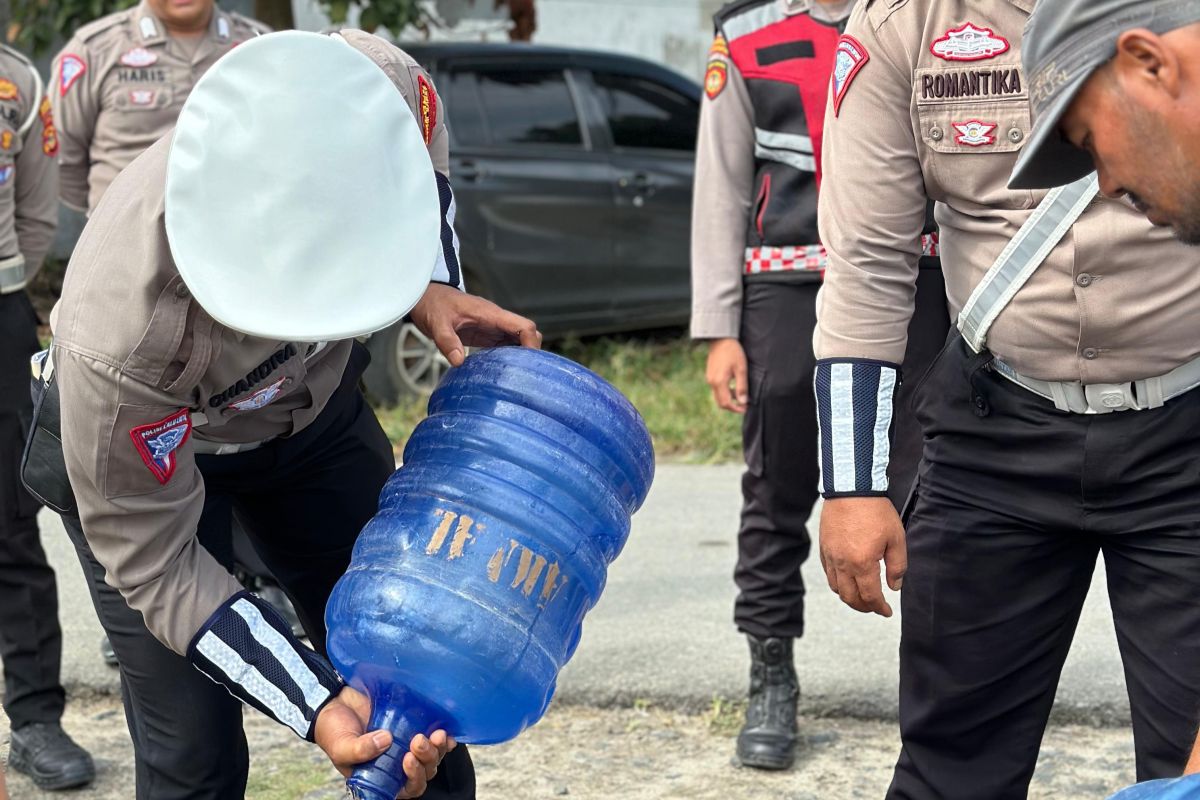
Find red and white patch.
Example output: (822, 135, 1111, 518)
(417, 75, 437, 146)
(953, 119, 996, 147)
(129, 90, 156, 106)
(120, 47, 158, 68)
(931, 23, 1010, 62)
(832, 35, 869, 117)
(228, 377, 286, 412)
(129, 409, 192, 485)
(59, 54, 86, 97)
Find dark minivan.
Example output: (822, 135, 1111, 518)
(363, 42, 700, 403)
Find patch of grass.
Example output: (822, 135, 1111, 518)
(372, 333, 743, 463)
(704, 695, 746, 737)
(246, 753, 335, 800)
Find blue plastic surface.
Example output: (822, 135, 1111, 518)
(1108, 776, 1200, 800)
(325, 347, 655, 799)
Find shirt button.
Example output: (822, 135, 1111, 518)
(1082, 347, 1099, 360)
(174, 283, 190, 299)
(1009, 128, 1024, 143)
(1076, 273, 1093, 287)
(930, 127, 944, 142)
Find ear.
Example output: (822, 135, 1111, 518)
(1112, 28, 1181, 100)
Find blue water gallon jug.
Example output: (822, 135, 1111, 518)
(325, 346, 654, 799)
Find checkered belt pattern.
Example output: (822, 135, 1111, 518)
(743, 234, 939, 275)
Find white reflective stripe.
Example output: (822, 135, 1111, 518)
(16, 63, 42, 138)
(231, 599, 328, 714)
(195, 632, 309, 737)
(958, 173, 1099, 351)
(754, 128, 813, 155)
(432, 189, 462, 288)
(723, 1, 788, 41)
(754, 142, 816, 173)
(871, 369, 895, 492)
(830, 363, 856, 493)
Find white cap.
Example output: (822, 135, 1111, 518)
(165, 30, 440, 341)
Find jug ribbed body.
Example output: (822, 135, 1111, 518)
(325, 347, 654, 799)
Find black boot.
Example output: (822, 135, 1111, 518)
(9, 722, 96, 790)
(736, 636, 798, 770)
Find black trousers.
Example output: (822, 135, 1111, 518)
(734, 268, 949, 639)
(0, 290, 65, 731)
(889, 335, 1200, 800)
(60, 351, 475, 799)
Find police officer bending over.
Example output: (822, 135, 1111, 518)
(33, 30, 537, 799)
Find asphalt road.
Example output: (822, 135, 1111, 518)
(41, 463, 1130, 724)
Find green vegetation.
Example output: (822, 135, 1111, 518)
(374, 334, 743, 464)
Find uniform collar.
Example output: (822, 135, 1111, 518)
(781, 0, 812, 15)
(132, 1, 233, 46)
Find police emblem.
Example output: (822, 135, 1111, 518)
(832, 35, 869, 117)
(59, 55, 86, 97)
(120, 48, 158, 68)
(129, 90, 156, 106)
(0, 80, 17, 101)
(931, 23, 1010, 62)
(705, 61, 728, 100)
(0, 165, 13, 185)
(129, 409, 192, 485)
(953, 120, 997, 147)
(229, 377, 286, 412)
(0, 131, 11, 151)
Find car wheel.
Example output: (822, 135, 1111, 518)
(362, 320, 450, 405)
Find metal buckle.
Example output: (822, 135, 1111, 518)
(1083, 382, 1140, 414)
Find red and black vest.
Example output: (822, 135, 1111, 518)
(716, 0, 845, 280)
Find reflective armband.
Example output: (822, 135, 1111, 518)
(431, 172, 464, 291)
(187, 591, 343, 741)
(815, 359, 899, 498)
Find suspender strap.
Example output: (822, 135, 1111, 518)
(957, 173, 1099, 352)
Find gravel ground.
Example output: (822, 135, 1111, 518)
(1, 696, 1138, 799)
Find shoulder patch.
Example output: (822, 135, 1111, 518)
(1, 131, 12, 151)
(832, 34, 869, 117)
(709, 34, 729, 59)
(417, 74, 437, 146)
(59, 55, 86, 97)
(129, 409, 192, 485)
(705, 60, 728, 100)
(38, 97, 58, 156)
(0, 165, 14, 186)
(0, 80, 17, 101)
(930, 23, 1010, 62)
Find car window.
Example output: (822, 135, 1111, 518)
(475, 68, 583, 147)
(441, 70, 488, 147)
(592, 72, 698, 152)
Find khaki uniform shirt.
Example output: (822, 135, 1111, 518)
(49, 31, 452, 656)
(51, 1, 270, 214)
(815, 0, 1200, 383)
(0, 45, 58, 285)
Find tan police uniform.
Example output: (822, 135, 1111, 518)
(812, 1, 1200, 796)
(51, 0, 270, 214)
(40, 31, 473, 799)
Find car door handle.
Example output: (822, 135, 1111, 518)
(457, 161, 486, 183)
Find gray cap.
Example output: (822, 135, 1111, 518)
(1008, 0, 1200, 190)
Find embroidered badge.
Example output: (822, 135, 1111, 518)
(417, 75, 437, 146)
(709, 34, 729, 59)
(228, 377, 286, 412)
(705, 60, 728, 99)
(0, 131, 11, 151)
(0, 80, 18, 101)
(953, 120, 997, 147)
(129, 90, 156, 106)
(120, 47, 158, 68)
(38, 97, 58, 156)
(931, 23, 1010, 62)
(129, 409, 192, 485)
(832, 35, 870, 117)
(0, 165, 13, 185)
(59, 55, 86, 97)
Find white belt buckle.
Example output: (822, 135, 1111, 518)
(1084, 382, 1140, 414)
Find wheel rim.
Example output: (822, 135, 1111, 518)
(395, 322, 450, 396)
